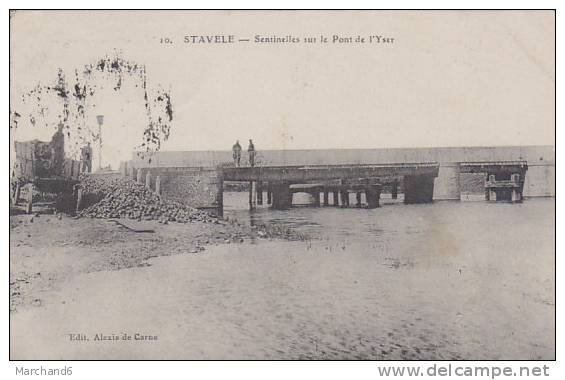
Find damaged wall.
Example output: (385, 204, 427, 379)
(132, 167, 222, 212)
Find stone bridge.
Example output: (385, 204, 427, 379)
(125, 157, 537, 215)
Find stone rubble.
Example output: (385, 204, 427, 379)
(77, 175, 216, 223)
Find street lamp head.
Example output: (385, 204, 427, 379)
(96, 115, 104, 125)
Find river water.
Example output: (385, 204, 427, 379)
(11, 195, 555, 360)
(222, 193, 555, 360)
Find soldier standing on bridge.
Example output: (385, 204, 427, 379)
(232, 140, 242, 167)
(248, 139, 256, 167)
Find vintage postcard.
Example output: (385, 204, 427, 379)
(9, 10, 555, 360)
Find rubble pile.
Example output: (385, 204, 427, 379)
(78, 175, 215, 223)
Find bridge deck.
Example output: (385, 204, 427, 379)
(222, 163, 440, 182)
(459, 161, 528, 174)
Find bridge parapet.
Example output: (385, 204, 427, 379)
(459, 161, 528, 174)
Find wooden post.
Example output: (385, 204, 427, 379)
(145, 171, 152, 189)
(333, 191, 339, 206)
(356, 191, 362, 207)
(312, 190, 321, 207)
(216, 177, 224, 218)
(391, 181, 398, 199)
(75, 187, 83, 214)
(267, 189, 272, 205)
(489, 188, 497, 202)
(155, 175, 161, 195)
(249, 181, 253, 209)
(11, 182, 20, 205)
(487, 173, 496, 202)
(341, 190, 349, 207)
(511, 189, 521, 202)
(249, 181, 256, 209)
(26, 186, 33, 214)
(323, 190, 329, 206)
(257, 181, 263, 205)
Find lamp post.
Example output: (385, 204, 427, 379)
(96, 115, 104, 170)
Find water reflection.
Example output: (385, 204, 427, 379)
(224, 191, 555, 258)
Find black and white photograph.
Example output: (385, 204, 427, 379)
(8, 9, 555, 364)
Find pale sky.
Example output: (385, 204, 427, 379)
(10, 10, 555, 167)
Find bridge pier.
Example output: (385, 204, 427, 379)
(271, 182, 292, 209)
(487, 175, 496, 201)
(485, 173, 523, 203)
(404, 174, 435, 204)
(312, 190, 321, 207)
(340, 190, 350, 207)
(366, 185, 381, 209)
(511, 174, 523, 202)
(488, 189, 497, 201)
(435, 163, 461, 200)
(511, 188, 521, 202)
(460, 162, 527, 203)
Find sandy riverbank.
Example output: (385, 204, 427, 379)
(10, 237, 555, 360)
(9, 213, 298, 313)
